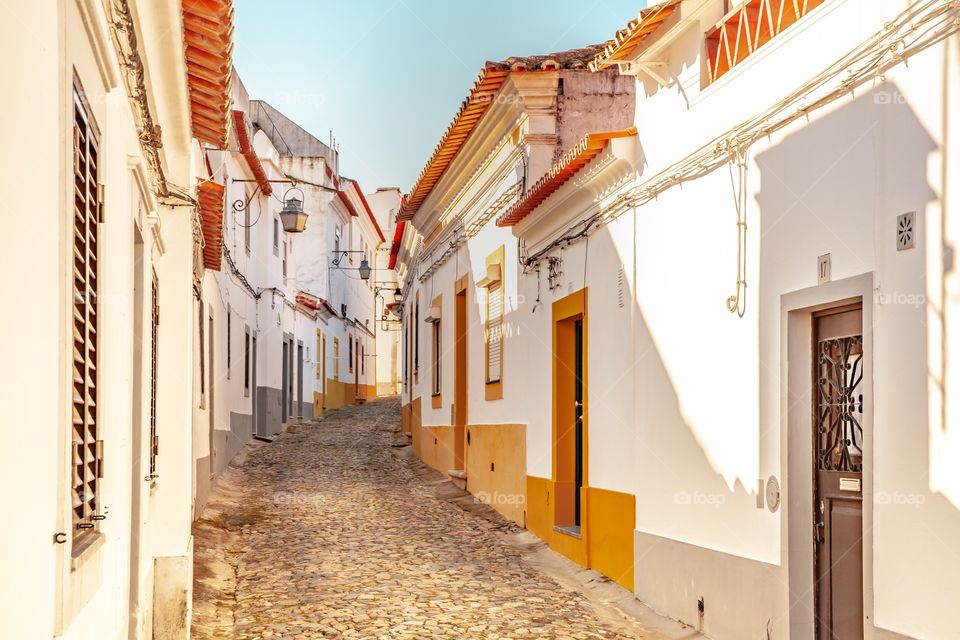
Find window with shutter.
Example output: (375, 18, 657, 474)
(432, 321, 441, 396)
(486, 282, 503, 383)
(148, 273, 159, 479)
(414, 295, 419, 376)
(71, 88, 103, 539)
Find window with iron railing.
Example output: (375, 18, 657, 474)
(71, 86, 104, 540)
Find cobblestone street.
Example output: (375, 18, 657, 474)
(192, 398, 671, 640)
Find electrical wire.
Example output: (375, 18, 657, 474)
(522, 0, 960, 286)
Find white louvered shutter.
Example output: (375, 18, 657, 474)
(487, 283, 503, 382)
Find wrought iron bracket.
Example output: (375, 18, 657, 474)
(331, 250, 365, 267)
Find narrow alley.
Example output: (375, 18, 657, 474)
(191, 399, 676, 640)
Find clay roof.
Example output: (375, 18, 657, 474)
(589, 0, 681, 71)
(183, 0, 234, 148)
(232, 110, 272, 196)
(497, 127, 636, 227)
(337, 180, 386, 244)
(198, 180, 225, 270)
(398, 45, 606, 222)
(387, 220, 405, 270)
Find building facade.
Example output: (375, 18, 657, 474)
(397, 1, 960, 638)
(0, 0, 233, 637)
(0, 2, 401, 636)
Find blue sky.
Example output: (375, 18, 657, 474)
(233, 0, 645, 193)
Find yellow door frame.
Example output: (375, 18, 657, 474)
(551, 287, 589, 566)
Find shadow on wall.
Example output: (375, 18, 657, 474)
(756, 81, 960, 635)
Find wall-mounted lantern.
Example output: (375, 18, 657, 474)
(279, 188, 308, 233)
(358, 259, 372, 280)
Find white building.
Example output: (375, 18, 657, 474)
(397, 1, 960, 638)
(195, 77, 396, 511)
(0, 0, 233, 637)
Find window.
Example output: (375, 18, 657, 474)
(198, 301, 205, 405)
(273, 216, 279, 255)
(148, 273, 159, 479)
(348, 336, 354, 372)
(226, 306, 231, 379)
(282, 241, 287, 278)
(334, 338, 340, 380)
(486, 282, 503, 383)
(316, 331, 322, 379)
(361, 344, 365, 375)
(431, 320, 441, 396)
(414, 294, 419, 376)
(71, 86, 104, 539)
(334, 225, 341, 257)
(244, 326, 251, 397)
(244, 188, 251, 253)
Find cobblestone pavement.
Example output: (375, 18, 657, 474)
(192, 397, 655, 640)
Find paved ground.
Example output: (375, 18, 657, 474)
(192, 397, 676, 640)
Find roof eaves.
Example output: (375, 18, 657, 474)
(588, 0, 681, 72)
(497, 127, 637, 227)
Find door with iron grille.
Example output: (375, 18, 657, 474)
(813, 303, 864, 639)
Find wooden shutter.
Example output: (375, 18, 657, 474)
(486, 282, 503, 382)
(72, 89, 102, 535)
(148, 273, 159, 478)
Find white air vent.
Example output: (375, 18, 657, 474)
(897, 212, 916, 251)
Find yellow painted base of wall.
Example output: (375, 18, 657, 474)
(415, 425, 457, 477)
(465, 424, 526, 526)
(526, 476, 635, 590)
(313, 379, 378, 417)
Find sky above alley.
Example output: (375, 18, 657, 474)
(233, 0, 645, 194)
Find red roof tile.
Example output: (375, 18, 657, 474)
(497, 127, 636, 227)
(198, 180, 225, 270)
(589, 0, 680, 72)
(183, 0, 234, 148)
(232, 110, 272, 196)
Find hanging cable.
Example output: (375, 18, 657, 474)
(725, 145, 749, 318)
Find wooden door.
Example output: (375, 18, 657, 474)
(813, 303, 864, 639)
(281, 341, 289, 424)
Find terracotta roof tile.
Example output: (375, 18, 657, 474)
(497, 127, 636, 227)
(589, 0, 680, 72)
(398, 45, 606, 222)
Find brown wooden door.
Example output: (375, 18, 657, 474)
(813, 303, 865, 639)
